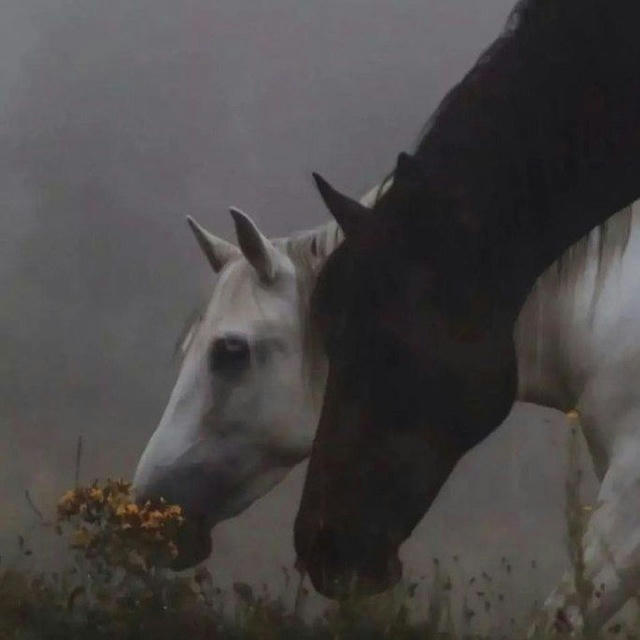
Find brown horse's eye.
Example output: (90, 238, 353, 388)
(209, 335, 250, 374)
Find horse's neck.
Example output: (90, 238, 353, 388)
(412, 0, 640, 303)
(515, 204, 635, 411)
(515, 272, 585, 412)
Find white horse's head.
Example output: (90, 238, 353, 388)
(132, 207, 335, 568)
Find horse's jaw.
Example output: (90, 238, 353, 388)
(167, 461, 302, 570)
(133, 425, 307, 564)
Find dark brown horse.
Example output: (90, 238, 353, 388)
(294, 0, 640, 608)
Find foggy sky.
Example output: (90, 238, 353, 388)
(0, 0, 589, 627)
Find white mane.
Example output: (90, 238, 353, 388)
(531, 203, 634, 313)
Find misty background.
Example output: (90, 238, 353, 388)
(0, 0, 598, 627)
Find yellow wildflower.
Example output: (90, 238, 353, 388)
(565, 409, 580, 421)
(88, 487, 104, 503)
(59, 489, 76, 505)
(57, 490, 79, 516)
(141, 518, 161, 530)
(71, 527, 92, 549)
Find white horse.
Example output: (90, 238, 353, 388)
(133, 185, 640, 632)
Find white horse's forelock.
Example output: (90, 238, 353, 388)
(172, 179, 391, 367)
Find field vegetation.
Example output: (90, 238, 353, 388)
(0, 423, 633, 639)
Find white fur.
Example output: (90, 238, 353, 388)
(519, 203, 640, 634)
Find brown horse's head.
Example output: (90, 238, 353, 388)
(294, 169, 519, 597)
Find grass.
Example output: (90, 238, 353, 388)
(0, 416, 634, 639)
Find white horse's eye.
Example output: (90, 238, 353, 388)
(209, 335, 250, 374)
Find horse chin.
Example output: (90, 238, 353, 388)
(170, 515, 213, 571)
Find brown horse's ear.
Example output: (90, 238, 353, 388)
(394, 151, 423, 183)
(187, 216, 240, 272)
(312, 173, 369, 238)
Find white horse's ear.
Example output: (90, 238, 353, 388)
(229, 207, 285, 283)
(187, 216, 240, 273)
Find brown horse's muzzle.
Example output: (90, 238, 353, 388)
(295, 518, 403, 598)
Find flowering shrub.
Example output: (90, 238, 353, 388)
(0, 479, 231, 639)
(0, 478, 432, 638)
(56, 479, 183, 573)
